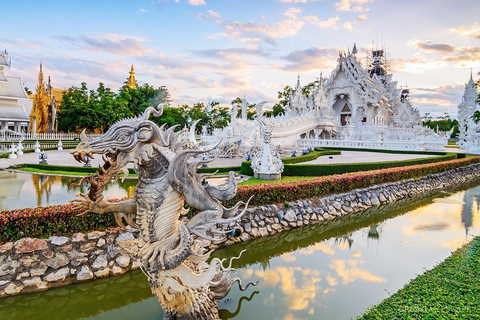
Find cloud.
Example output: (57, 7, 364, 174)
(57, 33, 153, 56)
(413, 40, 455, 53)
(138, 8, 147, 13)
(335, 0, 374, 13)
(449, 22, 480, 40)
(284, 8, 302, 20)
(200, 9, 305, 44)
(357, 14, 367, 21)
(280, 46, 339, 72)
(188, 0, 206, 5)
(2, 38, 45, 50)
(408, 84, 464, 118)
(343, 21, 353, 30)
(330, 259, 386, 284)
(305, 15, 340, 29)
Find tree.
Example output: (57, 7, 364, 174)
(57, 83, 97, 133)
(271, 85, 293, 117)
(117, 83, 170, 117)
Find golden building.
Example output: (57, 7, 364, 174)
(126, 65, 137, 89)
(29, 64, 65, 133)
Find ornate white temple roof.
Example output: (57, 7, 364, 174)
(0, 76, 29, 99)
(325, 51, 388, 106)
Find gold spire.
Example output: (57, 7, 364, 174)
(126, 64, 137, 89)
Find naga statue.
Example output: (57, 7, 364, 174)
(70, 104, 256, 319)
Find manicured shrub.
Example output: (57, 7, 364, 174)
(0, 204, 117, 243)
(227, 157, 480, 207)
(282, 154, 457, 176)
(240, 148, 342, 175)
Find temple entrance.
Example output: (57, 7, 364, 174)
(340, 104, 352, 126)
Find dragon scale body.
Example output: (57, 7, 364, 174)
(70, 105, 256, 319)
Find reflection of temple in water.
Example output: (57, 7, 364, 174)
(0, 171, 25, 210)
(31, 174, 61, 207)
(335, 232, 354, 249)
(460, 187, 480, 236)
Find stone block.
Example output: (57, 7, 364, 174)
(22, 277, 42, 287)
(45, 267, 69, 282)
(87, 231, 104, 240)
(71, 233, 85, 242)
(115, 255, 130, 268)
(5, 283, 22, 295)
(92, 255, 108, 269)
(94, 268, 110, 278)
(77, 266, 93, 281)
(46, 254, 69, 269)
(96, 238, 106, 247)
(284, 209, 296, 222)
(48, 236, 69, 246)
(14, 238, 48, 254)
(0, 242, 13, 254)
(116, 232, 134, 242)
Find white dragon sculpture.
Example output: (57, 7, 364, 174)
(70, 104, 256, 319)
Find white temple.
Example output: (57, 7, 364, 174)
(0, 50, 32, 134)
(268, 45, 448, 151)
(199, 43, 449, 154)
(457, 72, 480, 154)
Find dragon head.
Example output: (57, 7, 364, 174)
(72, 105, 168, 180)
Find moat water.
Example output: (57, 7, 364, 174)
(0, 172, 479, 319)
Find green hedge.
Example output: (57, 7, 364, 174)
(283, 154, 457, 176)
(240, 148, 341, 175)
(197, 166, 241, 174)
(227, 156, 480, 207)
(0, 204, 117, 242)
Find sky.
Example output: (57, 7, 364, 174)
(1, 0, 479, 118)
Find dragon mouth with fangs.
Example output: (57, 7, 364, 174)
(70, 150, 122, 202)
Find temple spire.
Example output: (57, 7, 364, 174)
(126, 64, 137, 89)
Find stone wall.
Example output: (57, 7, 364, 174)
(220, 163, 480, 247)
(1, 163, 479, 297)
(0, 227, 138, 297)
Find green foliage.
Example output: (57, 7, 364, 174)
(282, 154, 457, 177)
(57, 82, 171, 133)
(229, 157, 480, 207)
(240, 148, 454, 177)
(0, 204, 117, 242)
(359, 236, 480, 319)
(240, 148, 341, 175)
(473, 110, 480, 124)
(423, 115, 458, 138)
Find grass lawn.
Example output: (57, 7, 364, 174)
(238, 175, 316, 186)
(359, 236, 480, 319)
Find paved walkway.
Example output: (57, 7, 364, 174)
(0, 149, 436, 170)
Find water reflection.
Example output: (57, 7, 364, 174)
(0, 171, 137, 211)
(1, 183, 480, 319)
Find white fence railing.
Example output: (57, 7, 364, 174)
(297, 138, 447, 152)
(0, 129, 101, 142)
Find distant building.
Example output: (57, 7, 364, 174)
(0, 50, 33, 133)
(29, 64, 65, 133)
(126, 65, 137, 89)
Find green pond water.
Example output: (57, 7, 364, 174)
(0, 171, 135, 211)
(0, 173, 479, 319)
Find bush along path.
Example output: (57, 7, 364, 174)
(359, 236, 480, 319)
